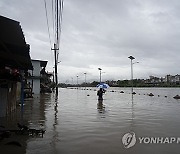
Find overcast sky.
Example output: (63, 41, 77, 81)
(1, 0, 180, 83)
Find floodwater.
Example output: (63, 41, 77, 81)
(1, 87, 180, 154)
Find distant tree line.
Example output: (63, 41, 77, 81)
(58, 79, 180, 88)
(116, 79, 180, 87)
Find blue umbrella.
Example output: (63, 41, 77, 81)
(96, 83, 110, 89)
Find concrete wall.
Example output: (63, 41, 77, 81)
(32, 60, 40, 76)
(27, 60, 41, 94)
(33, 79, 40, 94)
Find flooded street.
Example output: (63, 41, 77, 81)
(1, 87, 180, 154)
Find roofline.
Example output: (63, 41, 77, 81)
(31, 59, 48, 68)
(31, 59, 48, 63)
(0, 15, 19, 24)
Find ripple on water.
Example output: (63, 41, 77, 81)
(1, 87, 180, 154)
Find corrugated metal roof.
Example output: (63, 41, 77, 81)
(0, 15, 33, 70)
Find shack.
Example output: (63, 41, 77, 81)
(0, 15, 32, 117)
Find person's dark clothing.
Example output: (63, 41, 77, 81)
(97, 88, 104, 100)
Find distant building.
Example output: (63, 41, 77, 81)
(27, 59, 53, 95)
(106, 80, 118, 86)
(170, 75, 176, 83)
(164, 74, 180, 84)
(175, 74, 180, 84)
(27, 60, 48, 95)
(165, 75, 171, 83)
(144, 76, 161, 85)
(0, 15, 32, 117)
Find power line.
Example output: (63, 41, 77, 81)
(54, 0, 61, 59)
(58, 0, 63, 48)
(56, 0, 63, 63)
(51, 0, 64, 95)
(54, 0, 64, 49)
(44, 0, 52, 48)
(51, 0, 55, 43)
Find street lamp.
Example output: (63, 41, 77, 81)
(98, 68, 102, 83)
(76, 75, 79, 88)
(128, 56, 135, 94)
(84, 72, 87, 89)
(84, 73, 87, 83)
(71, 77, 74, 85)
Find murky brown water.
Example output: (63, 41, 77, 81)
(1, 87, 180, 154)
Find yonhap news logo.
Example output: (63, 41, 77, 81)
(122, 132, 180, 149)
(122, 132, 136, 148)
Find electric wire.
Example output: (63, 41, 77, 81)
(52, 0, 55, 43)
(43, 0, 55, 68)
(57, 0, 64, 62)
(57, 0, 63, 48)
(44, 0, 52, 48)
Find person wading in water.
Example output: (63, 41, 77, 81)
(97, 88, 105, 100)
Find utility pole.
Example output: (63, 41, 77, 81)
(54, 43, 58, 94)
(52, 44, 59, 94)
(51, 0, 61, 95)
(55, 0, 59, 95)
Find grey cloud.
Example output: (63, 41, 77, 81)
(1, 0, 180, 82)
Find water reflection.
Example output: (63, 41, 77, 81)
(0, 93, 51, 154)
(51, 93, 59, 153)
(2, 87, 180, 154)
(97, 99, 105, 114)
(54, 94, 58, 126)
(130, 94, 135, 132)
